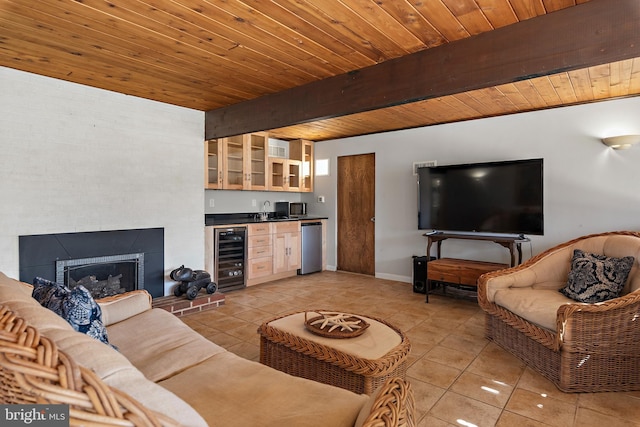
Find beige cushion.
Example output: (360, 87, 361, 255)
(0, 272, 33, 296)
(353, 390, 378, 427)
(268, 312, 401, 360)
(43, 328, 132, 379)
(105, 368, 208, 427)
(494, 288, 574, 331)
(0, 273, 75, 331)
(98, 290, 152, 326)
(106, 308, 226, 381)
(160, 352, 368, 427)
(40, 326, 206, 426)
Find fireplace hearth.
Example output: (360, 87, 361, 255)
(19, 228, 164, 298)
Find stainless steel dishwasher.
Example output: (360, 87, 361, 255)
(299, 222, 323, 275)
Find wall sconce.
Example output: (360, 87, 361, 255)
(601, 135, 640, 150)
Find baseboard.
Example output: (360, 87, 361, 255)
(375, 273, 412, 283)
(325, 266, 410, 283)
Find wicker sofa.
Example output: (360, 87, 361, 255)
(478, 231, 640, 393)
(0, 272, 415, 426)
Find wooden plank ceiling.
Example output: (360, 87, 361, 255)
(1, 0, 640, 141)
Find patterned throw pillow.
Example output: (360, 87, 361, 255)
(559, 249, 635, 303)
(32, 277, 112, 346)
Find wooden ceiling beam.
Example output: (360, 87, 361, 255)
(205, 0, 640, 139)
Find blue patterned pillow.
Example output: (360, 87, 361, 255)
(559, 249, 635, 303)
(32, 277, 112, 346)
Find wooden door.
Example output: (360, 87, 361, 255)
(337, 153, 375, 275)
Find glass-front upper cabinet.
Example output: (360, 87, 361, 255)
(223, 134, 246, 190)
(248, 132, 269, 191)
(269, 158, 286, 192)
(290, 139, 314, 192)
(205, 132, 269, 190)
(287, 160, 302, 191)
(269, 158, 301, 191)
(205, 139, 223, 189)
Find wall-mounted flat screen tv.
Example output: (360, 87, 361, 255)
(418, 158, 544, 235)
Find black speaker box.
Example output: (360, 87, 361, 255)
(412, 255, 429, 294)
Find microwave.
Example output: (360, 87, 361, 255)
(275, 202, 307, 218)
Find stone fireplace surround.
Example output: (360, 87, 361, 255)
(19, 228, 164, 298)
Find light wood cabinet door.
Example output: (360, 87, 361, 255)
(208, 132, 269, 190)
(269, 158, 287, 191)
(272, 232, 288, 274)
(272, 232, 300, 274)
(290, 139, 314, 192)
(269, 158, 302, 191)
(205, 139, 223, 189)
(287, 231, 301, 271)
(222, 134, 247, 190)
(273, 221, 300, 274)
(248, 132, 269, 191)
(287, 160, 302, 192)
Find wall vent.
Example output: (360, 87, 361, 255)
(412, 160, 437, 175)
(269, 145, 286, 158)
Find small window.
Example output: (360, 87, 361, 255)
(315, 158, 329, 176)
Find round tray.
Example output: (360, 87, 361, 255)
(304, 312, 369, 339)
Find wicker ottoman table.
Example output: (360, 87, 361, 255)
(258, 310, 410, 395)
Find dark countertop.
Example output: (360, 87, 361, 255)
(205, 213, 327, 226)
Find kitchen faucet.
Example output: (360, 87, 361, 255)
(261, 201, 270, 220)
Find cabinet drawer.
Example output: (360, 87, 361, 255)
(249, 245, 272, 258)
(249, 257, 273, 278)
(427, 258, 507, 287)
(427, 270, 461, 284)
(273, 221, 300, 234)
(248, 222, 272, 235)
(249, 234, 272, 248)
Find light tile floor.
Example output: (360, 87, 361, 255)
(181, 271, 640, 426)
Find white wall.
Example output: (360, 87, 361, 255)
(0, 67, 204, 295)
(314, 97, 640, 282)
(204, 190, 303, 214)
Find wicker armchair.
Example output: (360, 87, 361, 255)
(478, 231, 640, 393)
(359, 377, 415, 427)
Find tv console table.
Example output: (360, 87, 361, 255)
(423, 232, 530, 303)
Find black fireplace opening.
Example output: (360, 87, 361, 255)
(19, 228, 164, 298)
(56, 253, 144, 299)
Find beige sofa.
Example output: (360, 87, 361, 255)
(478, 231, 640, 392)
(0, 272, 414, 426)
